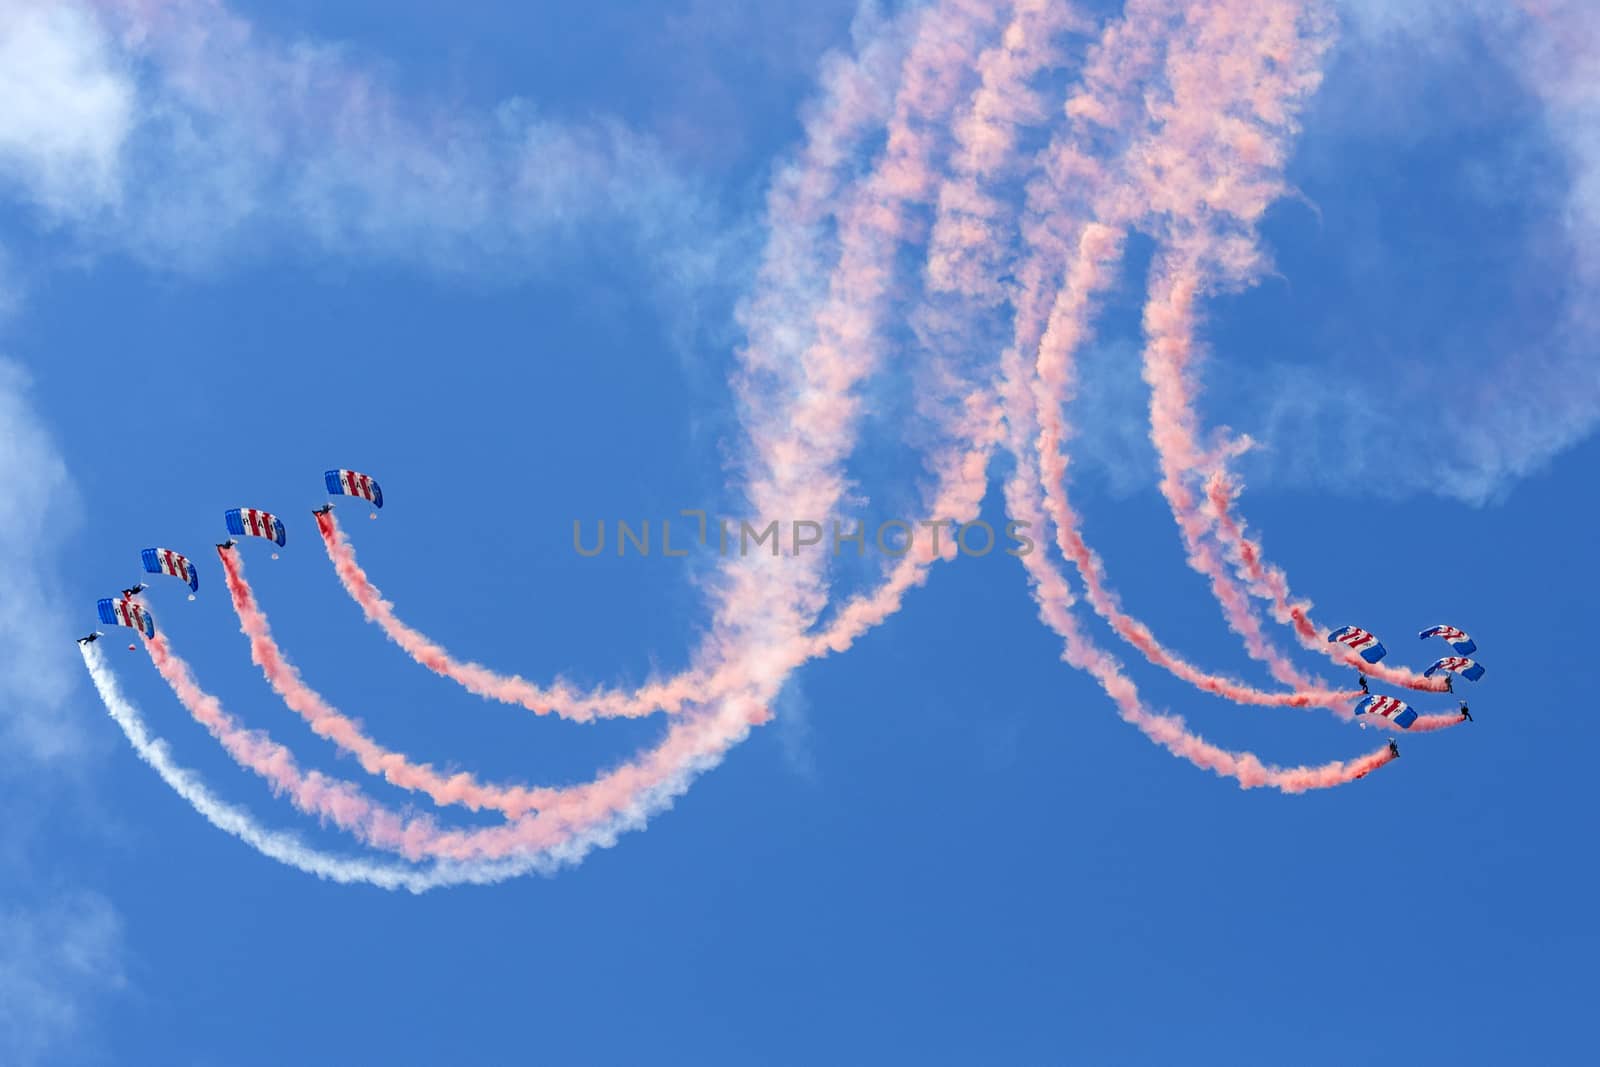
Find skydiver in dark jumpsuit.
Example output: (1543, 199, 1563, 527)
(1459, 702, 1472, 723)
(1388, 739, 1400, 759)
(1358, 674, 1369, 694)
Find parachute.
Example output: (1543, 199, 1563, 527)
(1419, 624, 1477, 656)
(97, 597, 155, 638)
(225, 508, 287, 547)
(141, 547, 200, 593)
(1424, 656, 1486, 682)
(1355, 694, 1418, 730)
(325, 469, 383, 509)
(1328, 625, 1387, 664)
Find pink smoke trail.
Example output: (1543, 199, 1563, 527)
(1143, 259, 1445, 694)
(138, 0, 1017, 868)
(146, 616, 788, 864)
(998, 334, 1394, 788)
(218, 544, 545, 818)
(1202, 471, 1450, 692)
(144, 630, 443, 855)
(954, 0, 1353, 714)
(314, 395, 1002, 711)
(307, 0, 1015, 720)
(1000, 386, 1393, 790)
(1114, 0, 1446, 695)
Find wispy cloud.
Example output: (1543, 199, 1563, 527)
(0, 359, 86, 768)
(0, 1, 134, 218)
(1232, 0, 1600, 503)
(0, 891, 124, 1066)
(0, 0, 743, 324)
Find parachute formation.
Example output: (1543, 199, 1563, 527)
(75, 0, 1500, 892)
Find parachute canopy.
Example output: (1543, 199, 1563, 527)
(1424, 656, 1486, 682)
(325, 469, 383, 509)
(225, 507, 287, 547)
(97, 597, 155, 638)
(1355, 694, 1417, 729)
(1419, 624, 1477, 656)
(1328, 625, 1387, 664)
(141, 547, 199, 593)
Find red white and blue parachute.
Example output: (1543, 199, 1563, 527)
(325, 469, 383, 509)
(141, 547, 199, 593)
(1424, 656, 1486, 682)
(1328, 625, 1388, 664)
(1419, 624, 1477, 656)
(1355, 694, 1418, 729)
(97, 597, 155, 638)
(225, 507, 287, 547)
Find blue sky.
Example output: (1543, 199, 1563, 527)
(1, 1, 1596, 1063)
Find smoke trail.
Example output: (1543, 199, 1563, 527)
(936, 0, 1354, 715)
(84, 639, 762, 887)
(1202, 471, 1451, 693)
(78, 0, 1459, 882)
(305, 0, 1020, 721)
(219, 544, 546, 817)
(142, 618, 781, 864)
(80, 640, 528, 891)
(1000, 347, 1395, 790)
(92, 0, 1027, 875)
(1113, 0, 1445, 693)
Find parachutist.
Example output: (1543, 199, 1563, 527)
(77, 632, 101, 645)
(1443, 674, 1454, 693)
(121, 583, 147, 599)
(313, 504, 334, 516)
(1388, 740, 1400, 759)
(1358, 673, 1369, 694)
(217, 538, 237, 550)
(1459, 702, 1472, 723)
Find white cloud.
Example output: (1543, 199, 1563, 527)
(0, 892, 124, 1066)
(0, 1, 133, 216)
(0, 359, 85, 766)
(0, 0, 744, 310)
(1234, 1, 1600, 502)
